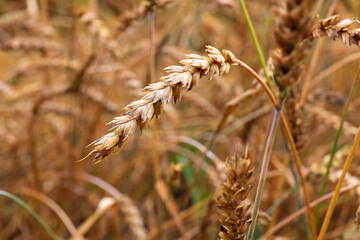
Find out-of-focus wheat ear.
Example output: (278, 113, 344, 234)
(312, 15, 360, 46)
(85, 45, 237, 163)
(272, 0, 317, 153)
(308, 105, 358, 136)
(216, 151, 253, 240)
(77, 9, 122, 59)
(117, 0, 173, 32)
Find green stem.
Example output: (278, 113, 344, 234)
(316, 68, 360, 223)
(247, 101, 283, 240)
(238, 0, 274, 94)
(0, 190, 59, 240)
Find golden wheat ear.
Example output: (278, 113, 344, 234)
(84, 45, 238, 163)
(312, 15, 360, 46)
(217, 150, 254, 240)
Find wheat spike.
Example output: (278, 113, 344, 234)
(86, 46, 237, 163)
(78, 10, 122, 59)
(271, 0, 316, 150)
(312, 15, 360, 47)
(216, 151, 253, 240)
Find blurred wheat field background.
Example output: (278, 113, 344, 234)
(1, 0, 360, 239)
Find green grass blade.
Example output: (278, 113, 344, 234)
(238, 0, 274, 94)
(316, 68, 360, 223)
(0, 190, 59, 240)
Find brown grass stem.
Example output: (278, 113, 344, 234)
(247, 102, 283, 240)
(235, 59, 276, 106)
(234, 59, 316, 239)
(317, 126, 360, 240)
(281, 113, 317, 239)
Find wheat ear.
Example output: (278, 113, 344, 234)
(85, 46, 237, 163)
(217, 151, 253, 240)
(271, 0, 317, 151)
(312, 15, 360, 46)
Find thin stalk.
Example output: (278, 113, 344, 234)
(235, 59, 276, 106)
(247, 101, 283, 240)
(234, 59, 316, 239)
(317, 126, 360, 240)
(238, 0, 274, 93)
(281, 113, 317, 240)
(0, 190, 58, 240)
(316, 68, 360, 223)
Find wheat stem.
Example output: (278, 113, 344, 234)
(247, 101, 283, 240)
(235, 59, 316, 239)
(237, 0, 274, 94)
(235, 59, 276, 106)
(317, 126, 360, 240)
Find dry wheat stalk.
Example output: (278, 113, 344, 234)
(85, 45, 237, 163)
(312, 15, 360, 47)
(78, 10, 121, 59)
(329, 170, 360, 197)
(271, 0, 317, 150)
(117, 0, 172, 32)
(216, 151, 253, 240)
